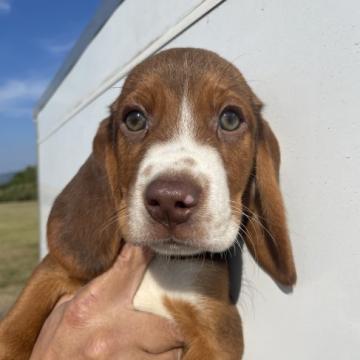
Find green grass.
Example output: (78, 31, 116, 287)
(0, 201, 39, 318)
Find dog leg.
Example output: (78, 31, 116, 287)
(0, 255, 81, 360)
(164, 298, 243, 360)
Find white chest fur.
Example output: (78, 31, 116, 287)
(133, 256, 205, 319)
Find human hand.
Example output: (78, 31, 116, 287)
(30, 244, 183, 359)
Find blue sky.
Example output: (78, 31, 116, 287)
(0, 0, 100, 173)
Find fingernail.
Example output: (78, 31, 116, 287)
(177, 348, 183, 360)
(120, 243, 153, 264)
(120, 243, 133, 260)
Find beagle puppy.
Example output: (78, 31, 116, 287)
(0, 48, 296, 359)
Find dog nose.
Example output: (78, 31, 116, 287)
(144, 177, 201, 227)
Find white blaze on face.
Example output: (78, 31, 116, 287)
(127, 95, 239, 254)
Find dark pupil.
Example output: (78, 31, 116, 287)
(126, 112, 146, 131)
(220, 111, 240, 131)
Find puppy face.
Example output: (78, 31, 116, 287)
(111, 48, 259, 256)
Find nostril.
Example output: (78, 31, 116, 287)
(175, 201, 187, 209)
(148, 199, 160, 207)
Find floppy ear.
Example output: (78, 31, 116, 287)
(243, 119, 296, 287)
(47, 118, 122, 281)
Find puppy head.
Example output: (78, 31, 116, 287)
(48, 48, 296, 286)
(112, 49, 255, 256)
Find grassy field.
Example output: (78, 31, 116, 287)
(0, 201, 39, 318)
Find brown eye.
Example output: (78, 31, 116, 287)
(124, 111, 147, 131)
(219, 110, 242, 131)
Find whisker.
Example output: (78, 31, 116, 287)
(229, 202, 280, 250)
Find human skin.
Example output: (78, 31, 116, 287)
(30, 244, 183, 359)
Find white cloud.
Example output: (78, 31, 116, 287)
(0, 0, 11, 13)
(44, 40, 75, 55)
(0, 78, 48, 118)
(0, 79, 46, 102)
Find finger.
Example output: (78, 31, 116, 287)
(133, 312, 184, 353)
(116, 244, 154, 302)
(118, 348, 182, 360)
(30, 303, 68, 359)
(87, 243, 154, 304)
(54, 294, 74, 309)
(149, 348, 183, 360)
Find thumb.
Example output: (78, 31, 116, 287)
(87, 243, 153, 306)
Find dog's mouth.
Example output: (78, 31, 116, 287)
(150, 237, 203, 256)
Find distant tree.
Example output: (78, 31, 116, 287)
(8, 166, 37, 186)
(0, 166, 37, 202)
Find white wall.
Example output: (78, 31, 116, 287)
(36, 1, 360, 359)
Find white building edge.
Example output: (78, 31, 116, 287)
(34, 1, 360, 359)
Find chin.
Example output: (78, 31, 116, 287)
(150, 240, 204, 257)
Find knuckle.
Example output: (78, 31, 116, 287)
(63, 292, 97, 327)
(83, 333, 111, 358)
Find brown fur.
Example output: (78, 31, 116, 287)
(164, 298, 243, 360)
(163, 261, 243, 359)
(0, 48, 296, 359)
(0, 255, 82, 359)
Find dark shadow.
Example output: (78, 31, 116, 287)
(226, 234, 244, 304)
(275, 282, 294, 294)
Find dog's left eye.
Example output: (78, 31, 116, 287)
(124, 111, 147, 131)
(219, 110, 242, 131)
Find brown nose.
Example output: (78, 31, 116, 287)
(144, 177, 201, 228)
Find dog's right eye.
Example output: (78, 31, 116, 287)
(124, 111, 147, 131)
